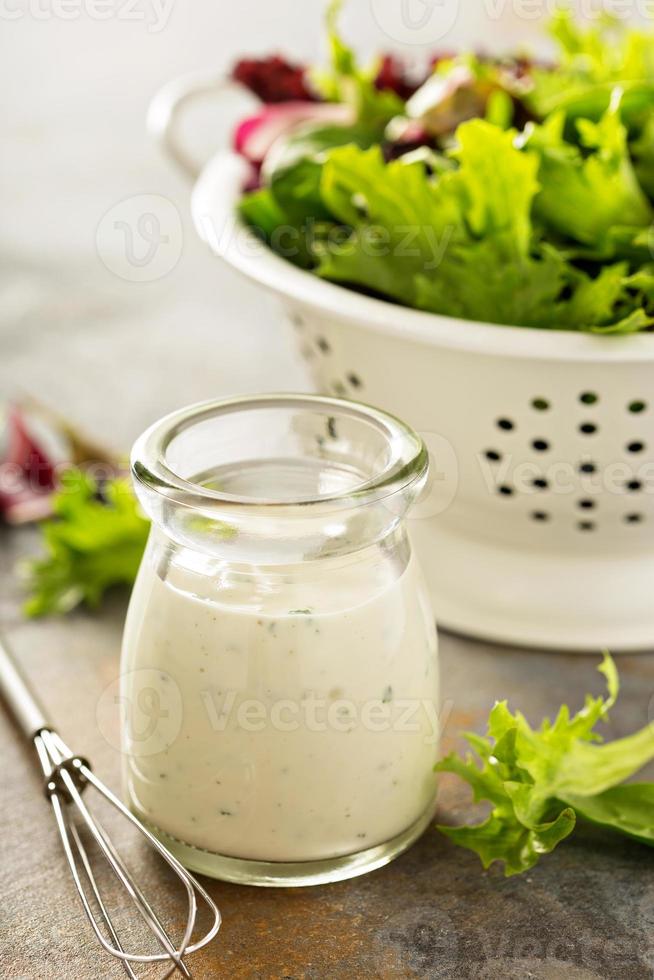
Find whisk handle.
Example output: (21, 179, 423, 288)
(0, 633, 51, 739)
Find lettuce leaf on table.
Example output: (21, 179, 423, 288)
(436, 654, 654, 876)
(564, 784, 654, 846)
(23, 470, 149, 617)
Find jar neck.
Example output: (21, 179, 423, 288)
(132, 394, 428, 563)
(147, 505, 412, 570)
(143, 523, 413, 621)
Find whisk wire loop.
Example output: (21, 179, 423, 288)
(33, 729, 221, 978)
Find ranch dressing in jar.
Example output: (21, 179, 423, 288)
(121, 395, 438, 886)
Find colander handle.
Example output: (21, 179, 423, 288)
(147, 71, 247, 180)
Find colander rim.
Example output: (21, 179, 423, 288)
(192, 150, 654, 364)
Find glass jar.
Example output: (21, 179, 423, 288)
(121, 394, 438, 886)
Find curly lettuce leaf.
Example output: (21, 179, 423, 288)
(522, 98, 652, 250)
(564, 784, 654, 846)
(316, 141, 462, 306)
(436, 654, 654, 875)
(554, 262, 653, 334)
(22, 470, 149, 617)
(437, 730, 576, 876)
(414, 239, 566, 328)
(316, 122, 567, 325)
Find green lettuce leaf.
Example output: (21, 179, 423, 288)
(238, 188, 289, 240)
(239, 119, 381, 270)
(564, 784, 654, 846)
(436, 653, 654, 875)
(554, 262, 653, 334)
(22, 470, 149, 617)
(631, 112, 654, 199)
(438, 798, 576, 878)
(317, 122, 567, 325)
(263, 121, 379, 225)
(316, 142, 460, 306)
(414, 239, 566, 329)
(521, 98, 652, 249)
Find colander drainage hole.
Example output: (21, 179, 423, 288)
(577, 521, 595, 531)
(498, 485, 513, 496)
(577, 499, 596, 510)
(626, 479, 643, 492)
(316, 337, 331, 354)
(496, 418, 514, 431)
(627, 441, 645, 453)
(532, 438, 550, 452)
(485, 450, 502, 461)
(579, 422, 598, 435)
(532, 477, 548, 490)
(579, 391, 598, 405)
(578, 461, 596, 474)
(625, 513, 644, 524)
(531, 398, 549, 411)
(629, 400, 647, 414)
(531, 511, 549, 522)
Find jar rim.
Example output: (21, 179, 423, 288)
(131, 393, 428, 514)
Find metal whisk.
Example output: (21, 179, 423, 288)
(0, 633, 221, 977)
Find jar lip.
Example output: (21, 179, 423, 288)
(131, 393, 428, 513)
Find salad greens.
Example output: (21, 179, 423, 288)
(23, 470, 149, 617)
(526, 10, 654, 122)
(311, 0, 405, 130)
(238, 7, 654, 332)
(437, 653, 654, 875)
(317, 128, 567, 328)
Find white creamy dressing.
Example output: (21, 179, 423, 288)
(122, 461, 438, 864)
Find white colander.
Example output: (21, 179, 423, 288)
(151, 78, 654, 652)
